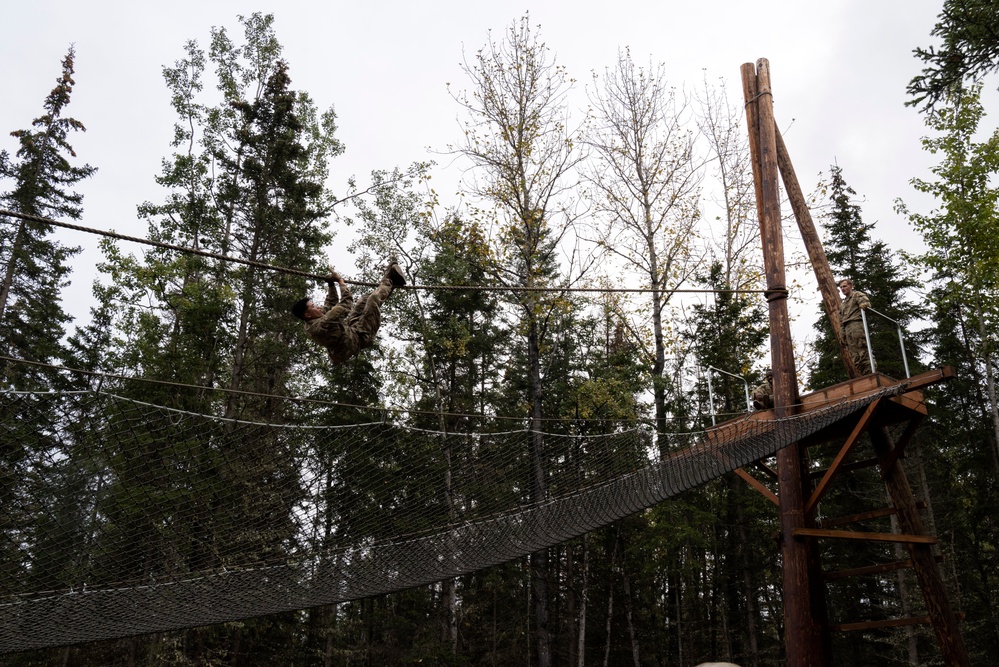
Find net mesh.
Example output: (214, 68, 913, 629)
(0, 385, 903, 652)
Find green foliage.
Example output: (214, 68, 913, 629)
(896, 85, 999, 425)
(896, 84, 999, 661)
(101, 13, 343, 418)
(0, 47, 96, 389)
(908, 0, 999, 110)
(52, 14, 348, 663)
(11, 12, 999, 667)
(809, 165, 926, 388)
(899, 85, 999, 298)
(689, 261, 769, 426)
(412, 214, 506, 427)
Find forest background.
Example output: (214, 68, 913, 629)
(1, 0, 998, 665)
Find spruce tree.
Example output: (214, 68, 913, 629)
(78, 15, 345, 660)
(690, 261, 769, 425)
(908, 0, 999, 110)
(808, 165, 925, 388)
(896, 85, 999, 659)
(803, 166, 932, 662)
(677, 260, 772, 664)
(0, 47, 96, 389)
(0, 51, 99, 651)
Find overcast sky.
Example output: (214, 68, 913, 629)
(0, 1, 972, 348)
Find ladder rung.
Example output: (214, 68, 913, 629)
(820, 501, 928, 528)
(831, 612, 965, 633)
(793, 527, 937, 544)
(832, 615, 933, 632)
(824, 555, 945, 581)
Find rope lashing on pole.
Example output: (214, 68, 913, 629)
(0, 208, 770, 295)
(763, 285, 789, 302)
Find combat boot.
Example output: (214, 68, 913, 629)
(384, 262, 406, 288)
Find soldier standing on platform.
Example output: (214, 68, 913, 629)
(752, 368, 774, 410)
(838, 278, 872, 374)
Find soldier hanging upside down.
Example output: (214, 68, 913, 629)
(291, 259, 406, 365)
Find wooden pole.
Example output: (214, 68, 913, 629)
(773, 128, 858, 378)
(742, 58, 830, 667)
(740, 64, 767, 243)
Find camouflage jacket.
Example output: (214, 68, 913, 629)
(839, 290, 871, 325)
(752, 381, 773, 410)
(304, 283, 360, 365)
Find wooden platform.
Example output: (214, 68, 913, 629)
(702, 367, 952, 453)
(750, 367, 953, 449)
(711, 366, 966, 664)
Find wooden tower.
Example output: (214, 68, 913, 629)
(740, 59, 969, 667)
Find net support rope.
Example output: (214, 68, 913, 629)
(0, 384, 905, 652)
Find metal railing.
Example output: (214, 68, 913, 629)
(706, 366, 753, 425)
(702, 307, 911, 426)
(860, 307, 911, 378)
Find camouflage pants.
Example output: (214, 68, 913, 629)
(346, 278, 393, 349)
(843, 321, 871, 375)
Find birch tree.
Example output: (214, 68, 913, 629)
(695, 76, 760, 288)
(449, 15, 584, 667)
(896, 84, 999, 469)
(583, 49, 704, 451)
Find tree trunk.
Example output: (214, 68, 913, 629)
(225, 226, 261, 419)
(885, 487, 920, 665)
(602, 572, 615, 667)
(735, 488, 761, 667)
(577, 535, 589, 667)
(870, 426, 970, 666)
(974, 296, 999, 475)
(528, 316, 551, 667)
(0, 219, 27, 323)
(621, 568, 641, 667)
(675, 572, 685, 667)
(411, 283, 461, 653)
(647, 236, 670, 458)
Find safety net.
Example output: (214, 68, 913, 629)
(0, 384, 904, 652)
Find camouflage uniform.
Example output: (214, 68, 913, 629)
(304, 276, 395, 365)
(752, 378, 773, 410)
(840, 289, 872, 374)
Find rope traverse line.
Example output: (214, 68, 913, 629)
(3, 353, 825, 423)
(0, 208, 766, 295)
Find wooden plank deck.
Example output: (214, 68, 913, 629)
(800, 367, 953, 447)
(682, 367, 955, 493)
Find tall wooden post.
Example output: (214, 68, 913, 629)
(741, 59, 830, 667)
